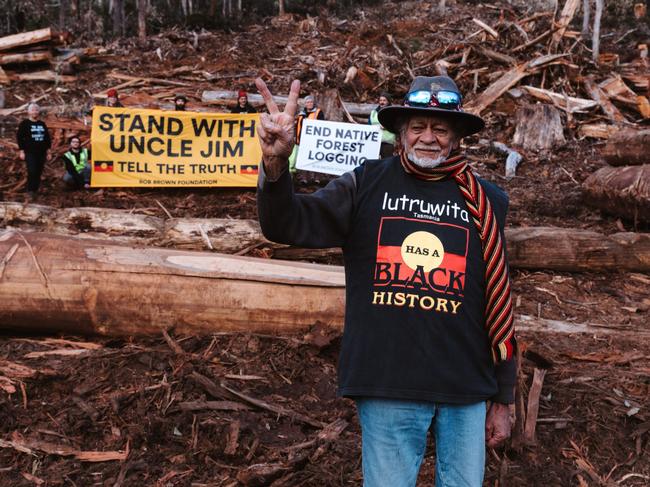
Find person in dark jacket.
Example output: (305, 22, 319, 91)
(255, 75, 516, 487)
(62, 136, 91, 190)
(231, 90, 257, 114)
(368, 92, 396, 158)
(17, 103, 51, 201)
(174, 94, 187, 111)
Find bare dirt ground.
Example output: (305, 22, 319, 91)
(0, 1, 648, 485)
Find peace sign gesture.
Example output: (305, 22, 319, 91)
(255, 77, 300, 180)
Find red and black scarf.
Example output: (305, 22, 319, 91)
(399, 148, 516, 363)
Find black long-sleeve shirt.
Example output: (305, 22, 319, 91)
(257, 157, 516, 404)
(17, 119, 51, 155)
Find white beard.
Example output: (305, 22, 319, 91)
(404, 143, 451, 169)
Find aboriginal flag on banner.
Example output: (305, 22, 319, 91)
(239, 164, 259, 175)
(375, 217, 468, 280)
(94, 160, 114, 172)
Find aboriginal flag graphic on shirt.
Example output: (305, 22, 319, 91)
(375, 217, 469, 296)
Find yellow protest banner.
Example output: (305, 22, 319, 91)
(91, 106, 262, 187)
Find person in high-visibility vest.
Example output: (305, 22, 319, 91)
(62, 136, 91, 189)
(288, 95, 325, 173)
(368, 93, 396, 158)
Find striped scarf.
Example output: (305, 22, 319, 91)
(398, 148, 516, 363)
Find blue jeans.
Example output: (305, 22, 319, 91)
(356, 398, 486, 487)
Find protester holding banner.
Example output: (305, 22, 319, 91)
(368, 92, 396, 158)
(231, 90, 257, 114)
(17, 102, 52, 201)
(255, 75, 516, 487)
(288, 95, 325, 174)
(106, 89, 123, 108)
(62, 135, 91, 190)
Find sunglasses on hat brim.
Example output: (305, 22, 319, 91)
(404, 90, 462, 110)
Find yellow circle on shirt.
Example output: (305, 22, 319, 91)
(401, 231, 445, 272)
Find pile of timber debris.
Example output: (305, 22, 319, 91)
(0, 27, 105, 85)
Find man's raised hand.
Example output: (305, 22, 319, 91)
(254, 77, 300, 180)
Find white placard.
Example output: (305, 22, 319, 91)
(295, 119, 381, 176)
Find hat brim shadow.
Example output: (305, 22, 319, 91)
(377, 106, 485, 137)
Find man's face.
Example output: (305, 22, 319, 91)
(28, 106, 40, 119)
(378, 96, 389, 107)
(238, 96, 247, 106)
(402, 115, 459, 168)
(107, 96, 118, 107)
(175, 99, 185, 109)
(70, 138, 81, 150)
(305, 99, 314, 111)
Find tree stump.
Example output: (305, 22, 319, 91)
(583, 164, 650, 222)
(317, 88, 345, 123)
(512, 104, 565, 151)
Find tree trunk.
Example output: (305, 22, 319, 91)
(279, 0, 286, 16)
(583, 165, 650, 223)
(592, 0, 603, 62)
(505, 226, 650, 272)
(138, 0, 147, 40)
(112, 0, 124, 37)
(59, 0, 69, 29)
(0, 230, 346, 337)
(512, 104, 565, 151)
(602, 129, 650, 166)
(202, 89, 377, 117)
(2, 203, 649, 272)
(581, 0, 590, 40)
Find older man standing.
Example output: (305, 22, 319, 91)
(17, 103, 51, 201)
(255, 75, 516, 487)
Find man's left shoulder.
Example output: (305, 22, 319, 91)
(477, 176, 509, 206)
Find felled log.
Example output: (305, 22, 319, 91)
(0, 28, 52, 52)
(8, 70, 77, 83)
(3, 203, 649, 271)
(577, 123, 620, 139)
(520, 86, 597, 113)
(0, 203, 266, 253)
(505, 227, 650, 272)
(201, 88, 377, 117)
(0, 230, 346, 336)
(602, 129, 650, 166)
(583, 165, 650, 222)
(0, 50, 52, 65)
(512, 104, 565, 151)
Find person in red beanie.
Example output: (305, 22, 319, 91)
(231, 89, 256, 113)
(106, 89, 123, 107)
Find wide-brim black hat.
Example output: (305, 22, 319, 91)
(377, 76, 485, 137)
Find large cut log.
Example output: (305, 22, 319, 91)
(602, 129, 650, 166)
(0, 230, 645, 339)
(0, 28, 52, 52)
(201, 89, 377, 117)
(512, 104, 565, 151)
(0, 230, 346, 336)
(2, 203, 649, 272)
(0, 50, 52, 65)
(583, 165, 650, 222)
(505, 227, 650, 272)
